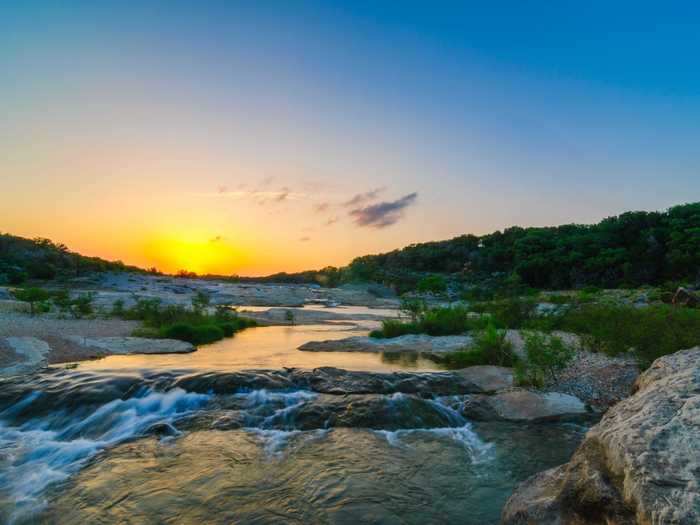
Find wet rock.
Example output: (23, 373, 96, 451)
(501, 347, 700, 525)
(285, 394, 460, 430)
(462, 389, 587, 422)
(146, 422, 180, 437)
(173, 370, 296, 394)
(299, 334, 472, 353)
(64, 336, 195, 355)
(291, 366, 489, 395)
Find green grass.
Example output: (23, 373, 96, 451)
(370, 305, 487, 338)
(549, 303, 700, 366)
(118, 299, 256, 345)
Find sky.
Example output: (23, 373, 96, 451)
(2, 1, 699, 275)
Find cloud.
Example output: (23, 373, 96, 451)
(275, 187, 290, 202)
(343, 187, 385, 208)
(324, 216, 339, 226)
(299, 236, 311, 242)
(209, 235, 225, 243)
(314, 202, 330, 213)
(349, 192, 417, 228)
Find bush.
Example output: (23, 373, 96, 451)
(441, 322, 516, 369)
(471, 297, 536, 328)
(120, 297, 256, 345)
(514, 332, 574, 387)
(416, 275, 447, 295)
(371, 305, 483, 338)
(52, 290, 95, 318)
(541, 303, 700, 367)
(26, 261, 57, 280)
(12, 287, 51, 315)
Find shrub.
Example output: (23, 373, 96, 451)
(52, 290, 95, 318)
(515, 332, 575, 387)
(192, 291, 211, 312)
(471, 297, 536, 328)
(399, 298, 427, 322)
(12, 287, 51, 315)
(26, 261, 57, 280)
(543, 303, 700, 367)
(441, 322, 516, 369)
(371, 305, 482, 338)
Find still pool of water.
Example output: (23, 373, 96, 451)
(69, 324, 446, 373)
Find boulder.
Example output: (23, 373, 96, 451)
(64, 336, 195, 355)
(0, 336, 51, 376)
(672, 287, 700, 308)
(298, 334, 472, 353)
(462, 389, 587, 422)
(501, 347, 700, 524)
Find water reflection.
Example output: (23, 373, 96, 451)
(69, 324, 446, 373)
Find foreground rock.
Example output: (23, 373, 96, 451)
(64, 336, 195, 355)
(0, 337, 50, 376)
(299, 334, 472, 353)
(462, 389, 587, 422)
(501, 347, 700, 525)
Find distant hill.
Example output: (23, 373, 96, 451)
(0, 234, 147, 285)
(344, 202, 700, 291)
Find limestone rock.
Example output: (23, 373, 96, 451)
(298, 334, 472, 353)
(0, 336, 50, 376)
(462, 389, 587, 422)
(64, 336, 195, 355)
(501, 347, 700, 525)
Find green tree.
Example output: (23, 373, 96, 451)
(13, 287, 51, 315)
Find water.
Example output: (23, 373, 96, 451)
(0, 369, 588, 524)
(0, 305, 590, 523)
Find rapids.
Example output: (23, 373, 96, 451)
(0, 368, 588, 524)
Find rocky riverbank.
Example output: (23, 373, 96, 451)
(501, 347, 700, 524)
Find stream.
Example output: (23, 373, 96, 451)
(0, 306, 588, 524)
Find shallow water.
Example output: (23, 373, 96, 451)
(0, 369, 589, 524)
(0, 306, 589, 523)
(70, 323, 445, 373)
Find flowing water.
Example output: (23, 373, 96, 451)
(0, 306, 589, 524)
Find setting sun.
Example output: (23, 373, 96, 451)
(143, 234, 250, 275)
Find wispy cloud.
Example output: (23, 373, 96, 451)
(343, 187, 385, 208)
(349, 192, 417, 228)
(324, 216, 339, 226)
(299, 236, 311, 242)
(314, 202, 330, 213)
(209, 235, 225, 243)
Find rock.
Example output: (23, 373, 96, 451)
(501, 347, 700, 525)
(243, 307, 388, 326)
(0, 336, 51, 376)
(290, 366, 493, 395)
(298, 334, 472, 353)
(281, 393, 459, 430)
(0, 300, 31, 314)
(462, 389, 587, 422)
(64, 336, 195, 355)
(672, 287, 700, 308)
(454, 366, 513, 393)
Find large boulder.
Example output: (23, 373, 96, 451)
(501, 347, 700, 525)
(298, 334, 472, 353)
(672, 287, 700, 308)
(461, 389, 587, 422)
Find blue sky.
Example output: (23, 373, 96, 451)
(2, 1, 699, 273)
